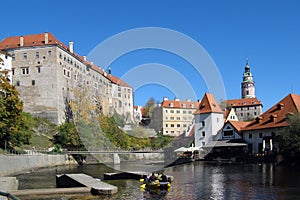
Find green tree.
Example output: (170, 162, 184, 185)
(0, 73, 31, 149)
(53, 122, 84, 151)
(276, 113, 300, 163)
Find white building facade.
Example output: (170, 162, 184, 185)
(194, 93, 224, 148)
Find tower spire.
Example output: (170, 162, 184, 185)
(241, 59, 255, 98)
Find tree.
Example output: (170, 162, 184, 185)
(143, 97, 156, 118)
(0, 72, 31, 149)
(276, 113, 300, 163)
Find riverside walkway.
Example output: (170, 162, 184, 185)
(65, 149, 164, 154)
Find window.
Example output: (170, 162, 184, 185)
(37, 67, 41, 73)
(249, 133, 252, 139)
(188, 111, 192, 114)
(202, 142, 205, 146)
(171, 131, 174, 134)
(23, 53, 27, 59)
(22, 68, 29, 75)
(36, 52, 39, 58)
(32, 80, 35, 86)
(118, 93, 121, 97)
(165, 124, 168, 127)
(16, 81, 20, 86)
(254, 112, 257, 116)
(272, 132, 276, 137)
(259, 133, 263, 138)
(48, 51, 52, 56)
(12, 69, 14, 75)
(170, 103, 174, 107)
(176, 110, 180, 114)
(171, 124, 174, 127)
(12, 54, 15, 60)
(183, 110, 186, 114)
(183, 124, 187, 127)
(202, 121, 205, 127)
(182, 104, 186, 108)
(202, 131, 205, 137)
(176, 117, 180, 120)
(170, 110, 174, 113)
(241, 113, 244, 117)
(170, 117, 174, 120)
(190, 104, 194, 108)
(224, 130, 234, 137)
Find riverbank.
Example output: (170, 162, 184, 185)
(0, 154, 76, 177)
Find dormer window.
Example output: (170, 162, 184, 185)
(277, 103, 284, 110)
(170, 103, 174, 107)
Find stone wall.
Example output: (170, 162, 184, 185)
(0, 154, 71, 177)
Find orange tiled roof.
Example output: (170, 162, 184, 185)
(243, 94, 300, 131)
(224, 109, 231, 120)
(161, 99, 199, 109)
(0, 33, 68, 50)
(225, 98, 262, 107)
(108, 75, 131, 87)
(194, 93, 223, 114)
(228, 120, 251, 132)
(0, 33, 131, 88)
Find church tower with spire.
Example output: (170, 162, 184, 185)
(241, 59, 255, 98)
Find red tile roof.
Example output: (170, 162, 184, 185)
(0, 33, 68, 50)
(194, 93, 223, 114)
(160, 99, 199, 109)
(228, 120, 251, 132)
(0, 32, 131, 88)
(243, 94, 300, 131)
(225, 98, 262, 107)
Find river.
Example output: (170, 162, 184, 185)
(16, 161, 300, 200)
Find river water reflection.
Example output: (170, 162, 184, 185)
(16, 161, 300, 200)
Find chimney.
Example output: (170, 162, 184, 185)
(20, 36, 24, 47)
(174, 97, 180, 101)
(163, 97, 168, 101)
(108, 67, 111, 74)
(186, 99, 191, 102)
(69, 41, 74, 53)
(44, 32, 48, 44)
(83, 56, 86, 61)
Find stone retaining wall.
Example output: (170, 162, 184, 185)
(0, 154, 71, 177)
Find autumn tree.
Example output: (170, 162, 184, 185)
(143, 97, 156, 118)
(0, 72, 31, 149)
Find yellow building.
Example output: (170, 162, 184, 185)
(151, 97, 200, 136)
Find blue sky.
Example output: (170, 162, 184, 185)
(1, 0, 299, 111)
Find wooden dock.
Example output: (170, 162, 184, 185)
(56, 173, 118, 195)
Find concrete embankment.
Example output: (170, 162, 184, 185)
(0, 154, 73, 177)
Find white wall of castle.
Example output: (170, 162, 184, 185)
(7, 45, 133, 124)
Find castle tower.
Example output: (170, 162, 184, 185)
(241, 59, 255, 98)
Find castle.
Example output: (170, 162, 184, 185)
(0, 33, 133, 124)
